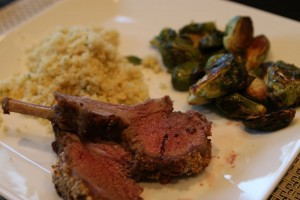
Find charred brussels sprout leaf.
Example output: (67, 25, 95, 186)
(188, 53, 248, 105)
(223, 16, 254, 54)
(265, 61, 300, 107)
(254, 61, 273, 79)
(245, 35, 270, 71)
(216, 93, 267, 119)
(172, 61, 204, 91)
(243, 109, 296, 131)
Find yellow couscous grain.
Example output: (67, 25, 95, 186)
(0, 26, 149, 107)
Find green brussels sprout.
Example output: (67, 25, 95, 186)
(161, 39, 201, 72)
(265, 60, 300, 107)
(179, 22, 216, 35)
(179, 22, 217, 47)
(199, 30, 224, 51)
(171, 61, 205, 91)
(243, 108, 296, 131)
(151, 28, 201, 71)
(216, 93, 267, 119)
(245, 35, 270, 71)
(150, 28, 177, 48)
(188, 53, 248, 105)
(223, 16, 254, 54)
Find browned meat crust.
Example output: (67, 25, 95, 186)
(52, 92, 173, 142)
(52, 134, 143, 200)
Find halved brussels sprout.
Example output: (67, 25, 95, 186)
(188, 53, 248, 105)
(245, 35, 270, 72)
(171, 61, 204, 91)
(151, 28, 201, 71)
(243, 109, 296, 131)
(216, 93, 267, 119)
(223, 16, 254, 54)
(265, 60, 300, 107)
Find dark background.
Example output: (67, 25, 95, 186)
(1, 0, 300, 22)
(0, 0, 13, 7)
(229, 0, 300, 22)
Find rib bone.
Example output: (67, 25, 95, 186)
(2, 97, 54, 120)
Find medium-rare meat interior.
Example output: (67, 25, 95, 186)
(122, 110, 211, 182)
(2, 92, 212, 200)
(52, 127, 143, 200)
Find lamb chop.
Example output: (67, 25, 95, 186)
(2, 92, 212, 182)
(2, 92, 173, 142)
(51, 126, 143, 200)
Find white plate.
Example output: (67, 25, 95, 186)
(0, 0, 300, 199)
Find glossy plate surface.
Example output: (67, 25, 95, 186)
(0, 0, 299, 199)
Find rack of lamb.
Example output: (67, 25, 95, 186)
(2, 92, 212, 200)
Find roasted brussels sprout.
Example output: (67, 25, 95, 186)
(265, 60, 300, 107)
(179, 22, 216, 35)
(151, 28, 201, 71)
(151, 16, 298, 132)
(178, 22, 217, 47)
(245, 77, 268, 103)
(204, 53, 227, 73)
(199, 30, 224, 52)
(150, 28, 177, 47)
(243, 109, 296, 131)
(171, 61, 204, 91)
(252, 61, 273, 79)
(245, 35, 270, 71)
(216, 93, 267, 119)
(223, 16, 254, 54)
(188, 53, 248, 105)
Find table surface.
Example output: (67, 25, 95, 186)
(0, 0, 299, 200)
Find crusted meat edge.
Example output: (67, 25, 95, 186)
(52, 151, 93, 200)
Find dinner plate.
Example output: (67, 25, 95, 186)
(0, 0, 299, 199)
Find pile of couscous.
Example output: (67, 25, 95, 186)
(0, 26, 149, 107)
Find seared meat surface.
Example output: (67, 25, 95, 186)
(52, 92, 173, 141)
